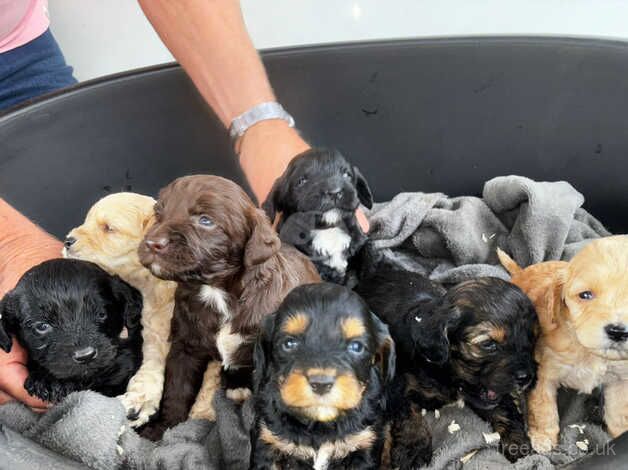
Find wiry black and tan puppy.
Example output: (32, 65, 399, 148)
(357, 269, 538, 462)
(0, 259, 143, 403)
(252, 283, 431, 470)
(263, 148, 373, 285)
(138, 175, 320, 440)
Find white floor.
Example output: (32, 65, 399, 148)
(50, 1, 628, 82)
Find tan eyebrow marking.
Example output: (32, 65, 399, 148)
(282, 313, 310, 335)
(341, 317, 366, 339)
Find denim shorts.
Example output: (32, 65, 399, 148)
(0, 29, 77, 113)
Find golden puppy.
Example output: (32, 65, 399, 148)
(63, 192, 177, 428)
(498, 237, 628, 452)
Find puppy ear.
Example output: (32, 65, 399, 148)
(253, 314, 276, 393)
(244, 209, 281, 267)
(0, 292, 18, 353)
(538, 267, 567, 333)
(353, 166, 373, 209)
(109, 276, 143, 335)
(262, 174, 288, 225)
(413, 300, 463, 365)
(141, 211, 156, 233)
(370, 313, 396, 383)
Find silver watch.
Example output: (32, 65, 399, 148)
(229, 102, 295, 142)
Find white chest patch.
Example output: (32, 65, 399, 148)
(198, 285, 230, 319)
(321, 209, 341, 225)
(216, 324, 245, 369)
(311, 227, 351, 273)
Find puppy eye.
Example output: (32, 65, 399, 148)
(342, 169, 352, 179)
(347, 340, 365, 354)
(296, 176, 308, 187)
(282, 337, 299, 352)
(97, 311, 107, 321)
(103, 224, 114, 233)
(33, 322, 52, 335)
(198, 215, 214, 227)
(578, 291, 594, 300)
(479, 339, 497, 352)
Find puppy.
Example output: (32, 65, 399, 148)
(498, 236, 628, 452)
(356, 268, 538, 462)
(138, 175, 320, 439)
(263, 148, 373, 285)
(252, 283, 427, 469)
(0, 259, 143, 403)
(63, 192, 177, 427)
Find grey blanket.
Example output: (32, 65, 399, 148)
(367, 175, 610, 284)
(0, 390, 254, 470)
(0, 388, 609, 470)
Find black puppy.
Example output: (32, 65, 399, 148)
(252, 283, 430, 469)
(0, 259, 143, 403)
(263, 148, 373, 285)
(356, 269, 538, 462)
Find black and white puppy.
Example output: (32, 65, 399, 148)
(263, 148, 373, 285)
(356, 267, 538, 462)
(0, 259, 143, 403)
(252, 282, 431, 469)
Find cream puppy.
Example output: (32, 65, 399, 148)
(499, 236, 628, 452)
(63, 192, 176, 427)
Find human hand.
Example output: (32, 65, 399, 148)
(0, 339, 48, 410)
(237, 120, 370, 232)
(0, 198, 61, 409)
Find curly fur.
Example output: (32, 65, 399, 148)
(263, 148, 373, 285)
(251, 283, 421, 469)
(356, 266, 538, 462)
(499, 237, 628, 452)
(64, 192, 176, 427)
(0, 259, 143, 403)
(137, 175, 320, 440)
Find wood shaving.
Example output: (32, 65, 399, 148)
(460, 450, 478, 464)
(483, 432, 501, 444)
(448, 420, 461, 433)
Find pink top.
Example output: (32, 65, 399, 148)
(0, 0, 49, 53)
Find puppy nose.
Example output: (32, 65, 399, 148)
(64, 236, 77, 248)
(73, 347, 97, 364)
(605, 323, 628, 342)
(326, 187, 343, 199)
(308, 375, 335, 395)
(144, 237, 169, 253)
(515, 370, 532, 387)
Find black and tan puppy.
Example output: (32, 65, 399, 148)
(0, 259, 143, 403)
(356, 269, 538, 462)
(252, 283, 431, 469)
(263, 148, 373, 285)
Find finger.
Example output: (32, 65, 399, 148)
(0, 390, 14, 405)
(0, 338, 29, 366)
(0, 363, 49, 409)
(356, 209, 370, 233)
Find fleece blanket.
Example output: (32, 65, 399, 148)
(366, 175, 610, 284)
(0, 388, 610, 470)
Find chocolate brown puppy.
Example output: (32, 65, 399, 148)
(138, 175, 319, 439)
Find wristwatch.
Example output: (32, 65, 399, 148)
(229, 102, 295, 144)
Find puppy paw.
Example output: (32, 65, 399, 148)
(24, 376, 51, 402)
(529, 430, 557, 454)
(118, 391, 159, 428)
(140, 422, 168, 442)
(500, 431, 532, 462)
(226, 387, 252, 403)
(391, 440, 432, 470)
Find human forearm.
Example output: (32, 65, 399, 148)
(138, 0, 274, 127)
(0, 199, 61, 296)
